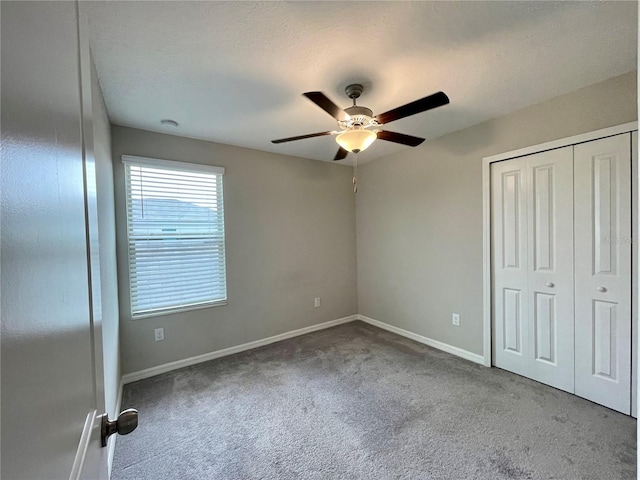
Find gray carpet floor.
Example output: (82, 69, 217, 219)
(113, 321, 636, 479)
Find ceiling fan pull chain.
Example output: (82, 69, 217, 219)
(353, 153, 358, 194)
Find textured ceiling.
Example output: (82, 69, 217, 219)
(86, 1, 637, 165)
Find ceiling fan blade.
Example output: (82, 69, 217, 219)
(377, 130, 425, 147)
(375, 91, 449, 125)
(271, 131, 333, 144)
(333, 147, 348, 161)
(303, 92, 349, 122)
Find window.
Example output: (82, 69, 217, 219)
(123, 155, 227, 317)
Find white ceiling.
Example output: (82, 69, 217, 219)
(86, 1, 637, 165)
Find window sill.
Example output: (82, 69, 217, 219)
(130, 300, 227, 320)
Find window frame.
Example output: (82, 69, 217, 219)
(122, 155, 228, 319)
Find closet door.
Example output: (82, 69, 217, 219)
(574, 133, 631, 414)
(525, 149, 575, 391)
(492, 147, 574, 392)
(492, 157, 529, 375)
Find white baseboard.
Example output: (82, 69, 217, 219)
(357, 314, 485, 365)
(121, 313, 484, 387)
(122, 314, 358, 384)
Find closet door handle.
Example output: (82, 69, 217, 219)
(545, 282, 554, 288)
(596, 286, 607, 293)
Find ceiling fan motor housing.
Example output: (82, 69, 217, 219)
(342, 84, 377, 128)
(344, 105, 374, 127)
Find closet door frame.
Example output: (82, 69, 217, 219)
(481, 121, 637, 413)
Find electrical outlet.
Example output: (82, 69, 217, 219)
(314, 297, 321, 308)
(452, 313, 460, 326)
(154, 327, 165, 342)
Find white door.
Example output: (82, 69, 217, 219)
(632, 130, 638, 418)
(1, 2, 109, 478)
(492, 156, 529, 375)
(574, 133, 632, 414)
(492, 146, 575, 392)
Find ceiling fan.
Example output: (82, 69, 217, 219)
(271, 83, 450, 160)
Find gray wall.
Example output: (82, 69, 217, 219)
(112, 127, 358, 374)
(91, 56, 120, 418)
(356, 71, 638, 356)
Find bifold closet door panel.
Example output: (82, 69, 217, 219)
(492, 157, 529, 376)
(492, 147, 574, 392)
(525, 149, 574, 392)
(574, 133, 631, 414)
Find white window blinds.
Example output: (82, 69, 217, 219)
(123, 155, 227, 317)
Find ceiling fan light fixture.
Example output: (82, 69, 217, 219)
(336, 128, 376, 154)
